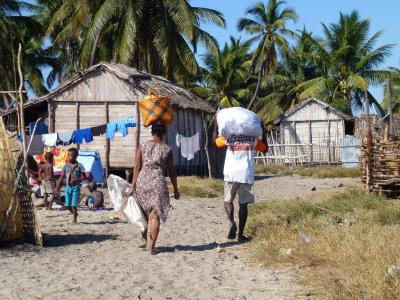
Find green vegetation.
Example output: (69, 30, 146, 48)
(255, 164, 361, 178)
(2, 0, 399, 120)
(169, 176, 224, 198)
(248, 188, 400, 299)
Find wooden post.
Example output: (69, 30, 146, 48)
(76, 102, 80, 150)
(387, 80, 394, 136)
(309, 120, 313, 164)
(202, 112, 212, 178)
(17, 44, 27, 159)
(135, 101, 141, 171)
(327, 119, 331, 164)
(365, 90, 372, 193)
(48, 100, 55, 133)
(105, 103, 110, 179)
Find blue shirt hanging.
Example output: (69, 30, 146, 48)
(106, 117, 136, 140)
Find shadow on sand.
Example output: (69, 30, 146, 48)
(157, 241, 238, 253)
(42, 233, 118, 247)
(79, 220, 122, 225)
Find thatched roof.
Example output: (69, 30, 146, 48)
(2, 63, 214, 116)
(44, 63, 214, 112)
(273, 98, 352, 125)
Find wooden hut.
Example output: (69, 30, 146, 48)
(272, 98, 353, 163)
(2, 63, 217, 177)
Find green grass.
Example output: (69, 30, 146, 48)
(247, 189, 400, 299)
(255, 165, 361, 178)
(170, 176, 224, 198)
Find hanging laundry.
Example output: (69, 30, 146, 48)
(73, 128, 93, 144)
(29, 122, 48, 135)
(91, 124, 107, 136)
(125, 116, 136, 127)
(176, 132, 201, 160)
(27, 135, 44, 155)
(106, 120, 127, 140)
(42, 133, 58, 147)
(57, 131, 74, 146)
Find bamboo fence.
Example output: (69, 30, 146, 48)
(361, 137, 400, 197)
(0, 120, 42, 245)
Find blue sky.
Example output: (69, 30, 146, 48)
(192, 0, 400, 102)
(32, 0, 400, 106)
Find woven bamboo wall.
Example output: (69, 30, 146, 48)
(0, 121, 23, 241)
(0, 120, 42, 245)
(361, 138, 400, 196)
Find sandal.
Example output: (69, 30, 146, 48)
(228, 223, 237, 240)
(238, 235, 252, 243)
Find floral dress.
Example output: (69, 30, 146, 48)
(136, 141, 171, 223)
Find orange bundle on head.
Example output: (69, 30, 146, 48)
(139, 89, 173, 127)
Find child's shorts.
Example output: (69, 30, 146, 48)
(42, 180, 55, 194)
(65, 186, 80, 207)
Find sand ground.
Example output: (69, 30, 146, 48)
(0, 176, 359, 300)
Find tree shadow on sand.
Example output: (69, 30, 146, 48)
(157, 241, 238, 253)
(42, 233, 118, 247)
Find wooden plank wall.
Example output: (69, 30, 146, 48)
(165, 107, 207, 176)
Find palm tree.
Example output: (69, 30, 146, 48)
(238, 0, 297, 109)
(45, 0, 225, 82)
(297, 11, 393, 115)
(190, 37, 252, 108)
(0, 1, 62, 108)
(382, 75, 400, 114)
(253, 29, 321, 123)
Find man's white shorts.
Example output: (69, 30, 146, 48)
(224, 182, 255, 205)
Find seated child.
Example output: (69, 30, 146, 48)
(85, 182, 104, 210)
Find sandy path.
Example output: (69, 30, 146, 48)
(0, 176, 359, 300)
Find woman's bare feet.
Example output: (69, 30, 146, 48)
(149, 248, 159, 255)
(139, 238, 147, 248)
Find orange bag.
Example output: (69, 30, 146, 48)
(215, 136, 227, 148)
(139, 90, 173, 127)
(255, 140, 268, 153)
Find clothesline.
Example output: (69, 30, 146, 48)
(23, 116, 136, 155)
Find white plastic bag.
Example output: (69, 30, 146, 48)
(107, 174, 130, 211)
(107, 175, 147, 232)
(217, 107, 262, 139)
(123, 195, 147, 232)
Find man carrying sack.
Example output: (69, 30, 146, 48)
(213, 107, 268, 242)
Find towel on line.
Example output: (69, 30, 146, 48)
(57, 131, 74, 146)
(176, 132, 200, 160)
(42, 133, 58, 147)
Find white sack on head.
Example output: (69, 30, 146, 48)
(216, 107, 263, 139)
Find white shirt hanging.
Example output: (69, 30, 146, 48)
(176, 132, 200, 160)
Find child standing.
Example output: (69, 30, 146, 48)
(39, 152, 56, 210)
(57, 148, 85, 223)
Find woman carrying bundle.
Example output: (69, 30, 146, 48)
(128, 122, 180, 255)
